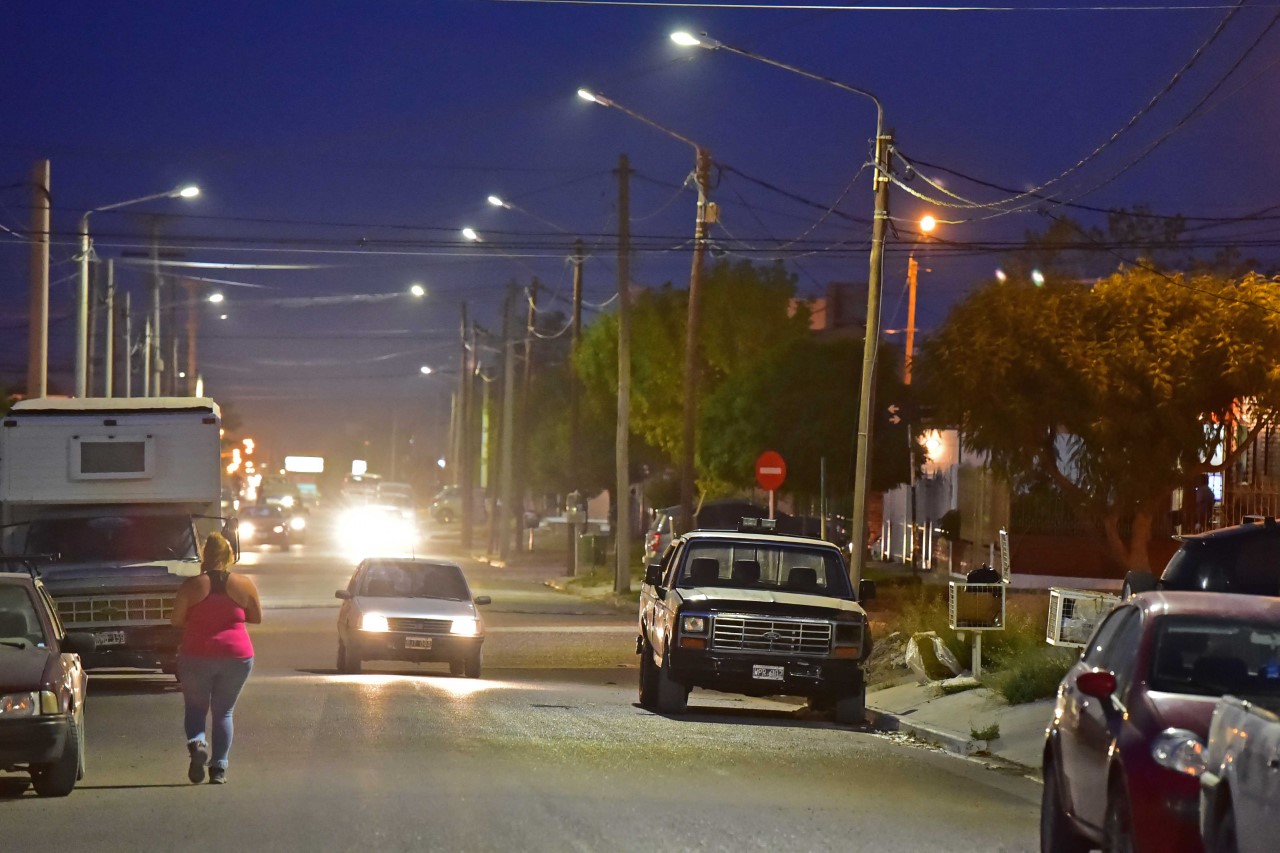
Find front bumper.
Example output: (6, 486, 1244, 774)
(669, 647, 863, 697)
(80, 624, 183, 670)
(1127, 764, 1202, 853)
(0, 714, 70, 769)
(350, 631, 482, 664)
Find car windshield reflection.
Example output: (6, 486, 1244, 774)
(360, 560, 471, 600)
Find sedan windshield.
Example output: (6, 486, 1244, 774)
(675, 541, 853, 598)
(1149, 616, 1280, 700)
(360, 561, 470, 600)
(0, 585, 48, 649)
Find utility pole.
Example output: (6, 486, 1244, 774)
(142, 317, 152, 397)
(26, 160, 50, 399)
(567, 239, 584, 571)
(849, 128, 895, 586)
(615, 154, 633, 594)
(498, 288, 518, 562)
(514, 278, 540, 551)
(678, 146, 714, 535)
(184, 279, 198, 396)
(121, 291, 132, 398)
(103, 260, 115, 397)
(149, 221, 163, 397)
(458, 303, 474, 551)
(905, 253, 919, 573)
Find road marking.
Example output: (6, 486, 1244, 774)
(486, 626, 634, 634)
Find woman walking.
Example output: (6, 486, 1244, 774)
(172, 532, 261, 784)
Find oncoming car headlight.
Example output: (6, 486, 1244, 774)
(0, 692, 39, 718)
(289, 516, 306, 531)
(360, 613, 390, 632)
(239, 520, 257, 540)
(1152, 728, 1206, 777)
(450, 617, 480, 636)
(681, 615, 708, 635)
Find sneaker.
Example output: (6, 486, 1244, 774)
(208, 767, 227, 785)
(187, 741, 208, 784)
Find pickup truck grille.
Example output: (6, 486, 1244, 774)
(386, 617, 452, 634)
(712, 615, 832, 656)
(57, 595, 174, 628)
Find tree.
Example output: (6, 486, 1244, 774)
(699, 336, 912, 500)
(917, 265, 1280, 572)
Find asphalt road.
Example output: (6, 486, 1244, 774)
(1, 512, 1042, 852)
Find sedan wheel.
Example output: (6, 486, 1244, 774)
(31, 708, 81, 797)
(463, 648, 482, 679)
(1103, 785, 1135, 853)
(337, 642, 361, 674)
(1040, 758, 1090, 853)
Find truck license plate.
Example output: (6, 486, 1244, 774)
(752, 665, 784, 681)
(95, 630, 126, 647)
(404, 636, 432, 650)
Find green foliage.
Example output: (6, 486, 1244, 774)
(970, 722, 1001, 742)
(917, 262, 1280, 570)
(984, 646, 1076, 705)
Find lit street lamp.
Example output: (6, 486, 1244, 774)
(419, 365, 433, 375)
(672, 31, 891, 586)
(461, 227, 481, 242)
(409, 283, 426, 298)
(207, 292, 225, 304)
(578, 86, 714, 538)
(77, 184, 200, 397)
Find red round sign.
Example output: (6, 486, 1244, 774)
(755, 450, 787, 492)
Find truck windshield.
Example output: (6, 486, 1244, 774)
(676, 541, 853, 598)
(23, 515, 198, 564)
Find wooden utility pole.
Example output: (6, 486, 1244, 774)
(184, 279, 198, 396)
(513, 278, 540, 550)
(904, 253, 919, 572)
(567, 239, 585, 571)
(615, 154, 633, 594)
(120, 291, 132, 398)
(27, 160, 50, 398)
(498, 288, 518, 561)
(103, 260, 115, 397)
(458, 303, 474, 550)
(678, 146, 714, 535)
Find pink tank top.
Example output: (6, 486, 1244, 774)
(180, 571, 254, 658)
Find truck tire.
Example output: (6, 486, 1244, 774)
(654, 647, 689, 715)
(834, 675, 866, 725)
(638, 636, 658, 709)
(1121, 571, 1157, 599)
(31, 708, 81, 797)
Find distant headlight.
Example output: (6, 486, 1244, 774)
(280, 495, 295, 508)
(290, 516, 306, 531)
(240, 521, 257, 540)
(0, 692, 39, 718)
(360, 613, 390, 632)
(1151, 728, 1205, 777)
(681, 615, 708, 634)
(450, 617, 480, 636)
(272, 525, 285, 534)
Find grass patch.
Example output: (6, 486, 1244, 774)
(970, 722, 1001, 742)
(984, 645, 1076, 704)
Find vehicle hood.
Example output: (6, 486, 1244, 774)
(676, 587, 866, 617)
(353, 596, 477, 620)
(0, 645, 53, 693)
(38, 561, 197, 595)
(1143, 690, 1219, 736)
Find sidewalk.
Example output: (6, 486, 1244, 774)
(867, 680, 1050, 774)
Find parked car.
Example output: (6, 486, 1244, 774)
(1200, 695, 1280, 853)
(0, 567, 95, 797)
(643, 500, 770, 564)
(428, 485, 487, 524)
(1123, 516, 1280, 599)
(638, 519, 875, 722)
(1041, 591, 1280, 853)
(335, 558, 490, 677)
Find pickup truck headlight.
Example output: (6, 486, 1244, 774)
(0, 692, 39, 718)
(360, 613, 390, 632)
(681, 615, 708, 635)
(1152, 728, 1205, 777)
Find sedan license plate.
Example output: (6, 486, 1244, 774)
(752, 665, 785, 681)
(404, 636, 432, 650)
(95, 630, 126, 647)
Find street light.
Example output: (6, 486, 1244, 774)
(207, 292, 225, 304)
(419, 365, 433, 375)
(409, 283, 426, 298)
(461, 227, 480, 242)
(77, 184, 200, 397)
(578, 86, 714, 538)
(672, 31, 890, 586)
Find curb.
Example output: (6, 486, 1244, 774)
(865, 706, 988, 756)
(543, 578, 636, 613)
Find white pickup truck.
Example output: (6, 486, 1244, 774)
(0, 397, 231, 675)
(1200, 694, 1280, 853)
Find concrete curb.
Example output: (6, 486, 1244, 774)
(543, 578, 636, 613)
(866, 706, 988, 757)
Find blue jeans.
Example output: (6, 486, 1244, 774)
(178, 656, 253, 770)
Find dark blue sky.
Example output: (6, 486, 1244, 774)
(3, 0, 1277, 467)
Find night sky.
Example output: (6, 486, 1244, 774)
(3, 1, 1277, 474)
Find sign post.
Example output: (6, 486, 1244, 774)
(755, 450, 787, 519)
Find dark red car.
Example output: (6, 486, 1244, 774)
(1041, 592, 1280, 853)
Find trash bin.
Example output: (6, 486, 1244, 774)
(578, 533, 609, 568)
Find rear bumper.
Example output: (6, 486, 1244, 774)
(670, 648, 863, 697)
(350, 632, 482, 663)
(0, 715, 69, 768)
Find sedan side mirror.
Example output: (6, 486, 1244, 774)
(474, 595, 492, 606)
(644, 564, 663, 587)
(859, 579, 877, 602)
(1076, 669, 1117, 700)
(61, 632, 96, 657)
(335, 590, 352, 600)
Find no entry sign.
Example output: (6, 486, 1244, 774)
(755, 450, 787, 492)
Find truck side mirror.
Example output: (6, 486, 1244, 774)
(644, 563, 663, 587)
(474, 595, 492, 606)
(221, 517, 241, 561)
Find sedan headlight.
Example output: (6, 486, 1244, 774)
(450, 617, 480, 636)
(360, 613, 390, 632)
(240, 521, 257, 540)
(681, 614, 708, 635)
(1151, 728, 1205, 777)
(289, 516, 306, 531)
(0, 692, 39, 718)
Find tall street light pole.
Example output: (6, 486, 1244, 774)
(77, 184, 199, 397)
(578, 88, 713, 538)
(672, 32, 890, 587)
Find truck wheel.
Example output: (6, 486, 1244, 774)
(638, 637, 658, 709)
(833, 678, 866, 725)
(654, 647, 689, 715)
(337, 642, 361, 674)
(1121, 571, 1157, 599)
(31, 709, 81, 797)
